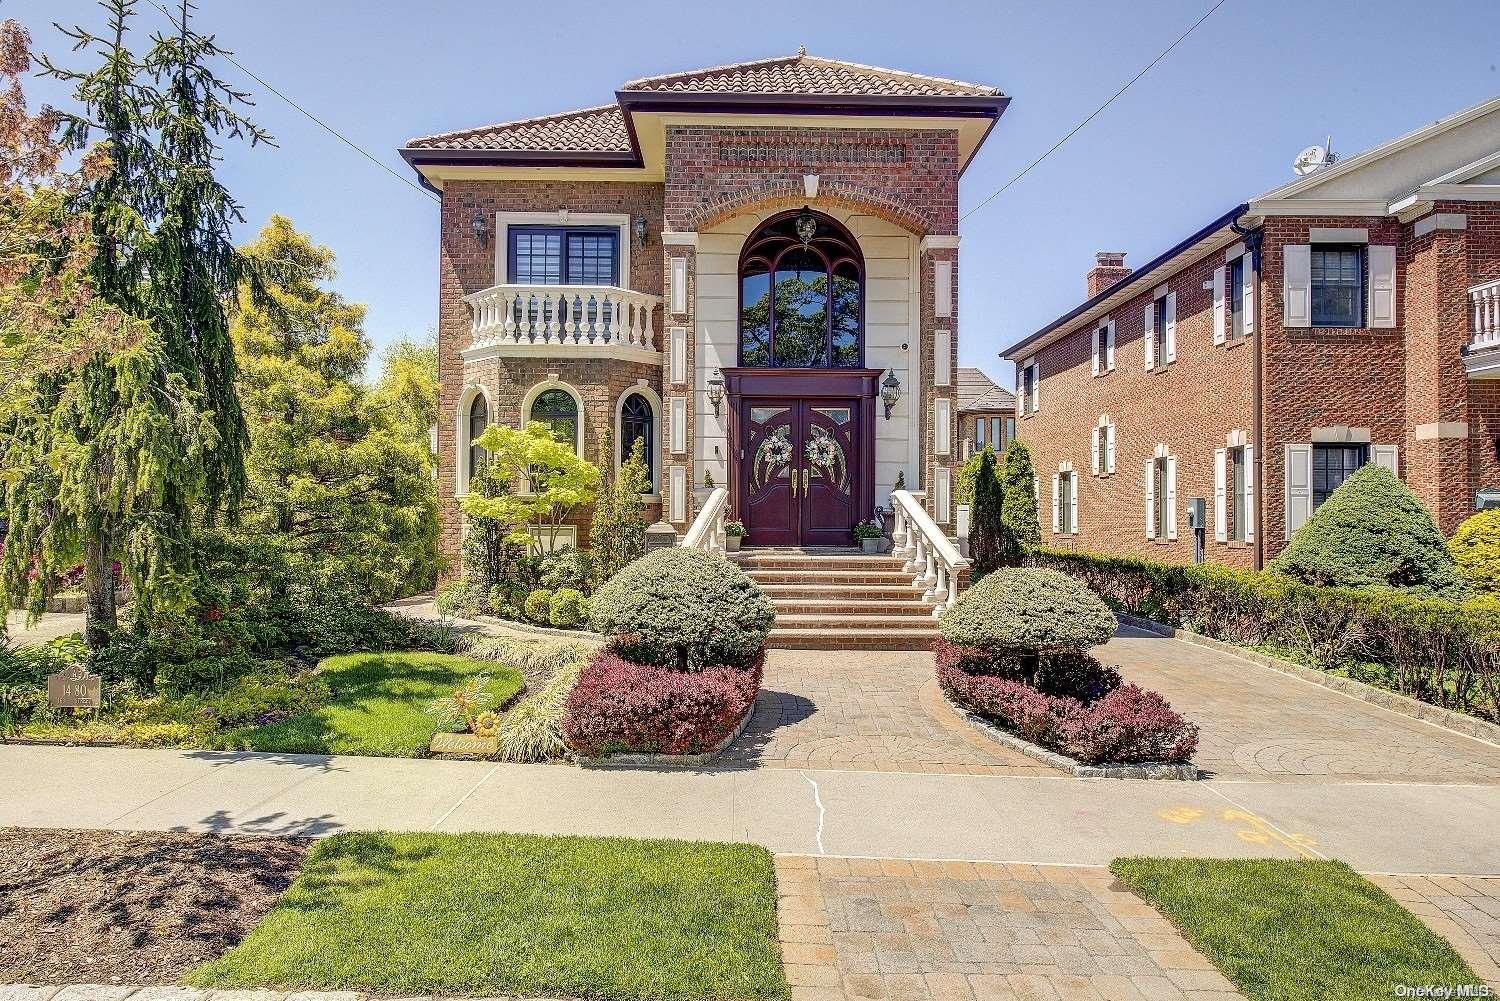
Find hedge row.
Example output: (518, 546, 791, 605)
(1028, 548, 1500, 724)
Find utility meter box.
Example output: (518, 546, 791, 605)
(1186, 497, 1206, 530)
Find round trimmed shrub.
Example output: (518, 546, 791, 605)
(548, 588, 587, 627)
(588, 547, 775, 669)
(939, 566, 1116, 653)
(1449, 509, 1500, 594)
(1272, 464, 1467, 598)
(524, 589, 554, 623)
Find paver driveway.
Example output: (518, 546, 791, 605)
(722, 629, 1500, 784)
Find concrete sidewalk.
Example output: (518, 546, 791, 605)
(3, 744, 1497, 874)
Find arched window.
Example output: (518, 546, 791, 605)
(530, 387, 579, 453)
(467, 393, 489, 483)
(739, 210, 864, 368)
(619, 391, 655, 492)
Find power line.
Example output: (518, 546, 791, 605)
(961, 0, 1231, 222)
(140, 0, 438, 201)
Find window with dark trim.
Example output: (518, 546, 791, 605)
(1229, 257, 1246, 338)
(530, 388, 579, 454)
(1313, 443, 1366, 507)
(974, 416, 1010, 452)
(1230, 445, 1247, 542)
(1153, 457, 1169, 538)
(1058, 472, 1075, 534)
(1095, 326, 1109, 370)
(1153, 292, 1169, 363)
(1311, 245, 1364, 328)
(467, 394, 489, 484)
(507, 226, 620, 286)
(619, 392, 655, 492)
(1022, 363, 1037, 414)
(738, 211, 864, 368)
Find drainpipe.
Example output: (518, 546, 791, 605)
(1233, 218, 1265, 570)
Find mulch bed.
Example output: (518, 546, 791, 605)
(0, 828, 309, 985)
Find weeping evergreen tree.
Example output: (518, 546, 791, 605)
(4, 0, 269, 654)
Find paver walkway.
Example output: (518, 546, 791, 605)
(776, 855, 1242, 1001)
(1370, 873, 1500, 989)
(1108, 627, 1500, 784)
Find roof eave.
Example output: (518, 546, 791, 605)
(399, 147, 643, 170)
(1000, 202, 1251, 361)
(615, 90, 1009, 118)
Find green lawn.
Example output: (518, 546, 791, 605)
(215, 652, 523, 757)
(1110, 858, 1478, 1001)
(186, 831, 787, 1001)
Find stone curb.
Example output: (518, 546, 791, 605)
(0, 990, 561, 1001)
(941, 691, 1201, 780)
(1116, 612, 1500, 747)
(572, 698, 757, 768)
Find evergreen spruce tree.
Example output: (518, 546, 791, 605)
(967, 447, 1011, 580)
(1000, 441, 1041, 552)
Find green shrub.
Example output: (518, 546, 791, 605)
(1272, 464, 1467, 599)
(548, 588, 587, 627)
(588, 547, 775, 669)
(496, 658, 585, 762)
(1000, 442, 1041, 547)
(956, 445, 999, 507)
(968, 448, 1016, 579)
(940, 566, 1116, 653)
(464, 635, 601, 676)
(1450, 509, 1500, 593)
(524, 589, 554, 623)
(539, 547, 597, 595)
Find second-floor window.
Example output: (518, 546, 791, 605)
(1021, 361, 1039, 415)
(975, 416, 1011, 452)
(508, 226, 620, 286)
(1311, 245, 1363, 328)
(1152, 292, 1170, 364)
(1229, 257, 1246, 338)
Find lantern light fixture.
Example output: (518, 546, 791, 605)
(633, 214, 649, 248)
(880, 369, 903, 420)
(707, 370, 725, 417)
(471, 209, 488, 247)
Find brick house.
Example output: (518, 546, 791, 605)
(1001, 96, 1500, 568)
(402, 52, 1008, 568)
(957, 367, 1015, 458)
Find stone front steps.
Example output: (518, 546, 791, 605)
(732, 549, 939, 651)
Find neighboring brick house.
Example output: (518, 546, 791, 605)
(1001, 95, 1500, 568)
(957, 367, 1016, 458)
(402, 53, 1008, 568)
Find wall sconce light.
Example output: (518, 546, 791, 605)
(880, 369, 903, 420)
(707, 370, 725, 417)
(471, 209, 488, 247)
(633, 215, 649, 248)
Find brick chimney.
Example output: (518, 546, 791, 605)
(1086, 252, 1131, 297)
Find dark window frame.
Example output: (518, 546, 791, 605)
(1058, 471, 1075, 534)
(507, 225, 621, 286)
(467, 394, 489, 485)
(1229, 256, 1246, 339)
(1313, 443, 1367, 508)
(529, 387, 581, 455)
(1153, 456, 1169, 538)
(1152, 293, 1170, 364)
(1230, 445, 1247, 542)
(1310, 244, 1365, 329)
(619, 392, 656, 493)
(737, 210, 865, 369)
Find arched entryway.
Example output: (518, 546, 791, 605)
(726, 209, 880, 547)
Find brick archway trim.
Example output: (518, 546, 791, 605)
(684, 179, 929, 237)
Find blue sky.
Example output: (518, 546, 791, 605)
(9, 0, 1498, 385)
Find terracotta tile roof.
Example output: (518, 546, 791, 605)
(958, 367, 1015, 412)
(404, 104, 631, 153)
(621, 52, 1003, 98)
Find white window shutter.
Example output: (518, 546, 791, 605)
(1284, 245, 1312, 328)
(1165, 293, 1177, 363)
(1242, 257, 1256, 335)
(1165, 456, 1178, 540)
(1143, 304, 1156, 370)
(1373, 444, 1398, 475)
(1070, 473, 1079, 533)
(1245, 444, 1256, 543)
(1285, 443, 1313, 538)
(1015, 374, 1024, 416)
(1092, 330, 1101, 377)
(1368, 246, 1396, 328)
(1092, 427, 1101, 475)
(1106, 424, 1116, 474)
(1106, 321, 1116, 370)
(1214, 448, 1228, 543)
(1212, 267, 1227, 345)
(1052, 474, 1061, 533)
(1144, 459, 1156, 539)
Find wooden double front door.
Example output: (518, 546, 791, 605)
(725, 369, 880, 548)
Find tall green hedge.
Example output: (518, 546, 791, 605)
(1000, 442, 1041, 547)
(1030, 547, 1500, 724)
(1272, 464, 1467, 599)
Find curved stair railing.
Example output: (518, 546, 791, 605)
(681, 486, 729, 554)
(889, 489, 969, 616)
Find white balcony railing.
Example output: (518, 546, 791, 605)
(1472, 279, 1500, 352)
(464, 284, 662, 355)
(890, 488, 969, 616)
(681, 487, 728, 554)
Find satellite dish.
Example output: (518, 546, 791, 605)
(1293, 136, 1337, 177)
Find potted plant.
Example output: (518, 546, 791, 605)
(854, 519, 884, 554)
(723, 520, 745, 552)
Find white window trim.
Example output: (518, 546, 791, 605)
(615, 381, 661, 500)
(1093, 414, 1116, 477)
(455, 382, 493, 498)
(1054, 461, 1078, 535)
(493, 210, 632, 289)
(520, 376, 586, 456)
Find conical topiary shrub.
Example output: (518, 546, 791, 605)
(1000, 441, 1041, 548)
(1449, 508, 1500, 594)
(1271, 463, 1468, 598)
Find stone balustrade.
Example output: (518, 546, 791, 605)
(463, 283, 661, 358)
(1471, 279, 1500, 353)
(889, 488, 969, 616)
